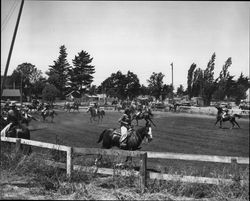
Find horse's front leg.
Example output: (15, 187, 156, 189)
(215, 119, 219, 126)
(219, 120, 222, 128)
(234, 120, 240, 128)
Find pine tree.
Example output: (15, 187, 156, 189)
(46, 45, 70, 98)
(69, 50, 95, 93)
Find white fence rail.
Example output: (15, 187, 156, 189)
(1, 137, 248, 189)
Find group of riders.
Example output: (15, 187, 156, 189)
(1, 100, 52, 137)
(1, 96, 239, 149)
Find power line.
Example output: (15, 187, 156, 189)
(1, 0, 19, 32)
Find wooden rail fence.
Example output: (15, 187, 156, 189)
(1, 137, 249, 190)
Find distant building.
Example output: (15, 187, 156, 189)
(191, 97, 204, 106)
(65, 90, 82, 103)
(2, 89, 21, 101)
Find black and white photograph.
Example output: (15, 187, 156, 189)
(1, 0, 249, 200)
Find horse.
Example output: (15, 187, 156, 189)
(131, 109, 156, 127)
(20, 112, 38, 126)
(95, 122, 153, 166)
(26, 104, 38, 113)
(87, 107, 105, 123)
(65, 102, 79, 112)
(1, 117, 32, 154)
(41, 109, 57, 122)
(214, 106, 241, 129)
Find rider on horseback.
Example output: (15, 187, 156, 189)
(41, 103, 50, 115)
(222, 105, 229, 119)
(118, 108, 132, 148)
(1, 102, 23, 137)
(94, 102, 99, 114)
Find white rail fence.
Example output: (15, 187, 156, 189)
(1, 137, 249, 190)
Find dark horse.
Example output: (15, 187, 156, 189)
(97, 122, 153, 150)
(20, 112, 38, 126)
(131, 109, 156, 127)
(41, 110, 57, 122)
(214, 106, 241, 129)
(65, 102, 79, 112)
(1, 116, 32, 154)
(95, 122, 153, 165)
(87, 107, 105, 123)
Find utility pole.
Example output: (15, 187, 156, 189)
(1, 0, 25, 95)
(170, 62, 174, 103)
(20, 72, 23, 109)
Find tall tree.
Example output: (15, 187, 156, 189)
(213, 57, 232, 100)
(69, 50, 95, 93)
(31, 77, 47, 99)
(125, 71, 141, 100)
(46, 45, 71, 98)
(202, 53, 217, 106)
(192, 68, 203, 97)
(11, 62, 43, 100)
(101, 70, 141, 100)
(230, 73, 249, 104)
(162, 84, 173, 100)
(176, 84, 185, 97)
(147, 72, 165, 100)
(42, 84, 60, 104)
(187, 63, 196, 99)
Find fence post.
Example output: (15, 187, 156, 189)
(231, 158, 240, 182)
(66, 147, 73, 179)
(139, 152, 147, 192)
(15, 138, 21, 153)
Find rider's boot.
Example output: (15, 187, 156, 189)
(120, 138, 127, 148)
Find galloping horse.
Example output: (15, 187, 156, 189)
(41, 110, 57, 122)
(95, 122, 153, 165)
(1, 116, 32, 154)
(20, 111, 38, 126)
(86, 107, 105, 123)
(131, 109, 156, 127)
(214, 106, 241, 129)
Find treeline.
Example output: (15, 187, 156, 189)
(6, 45, 249, 105)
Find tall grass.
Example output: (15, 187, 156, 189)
(0, 142, 249, 200)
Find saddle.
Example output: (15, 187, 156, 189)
(112, 128, 133, 140)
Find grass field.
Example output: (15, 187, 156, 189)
(27, 109, 249, 175)
(29, 109, 249, 156)
(1, 109, 249, 200)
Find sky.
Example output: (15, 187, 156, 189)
(1, 1, 249, 91)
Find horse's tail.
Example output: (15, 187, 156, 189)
(97, 129, 106, 143)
